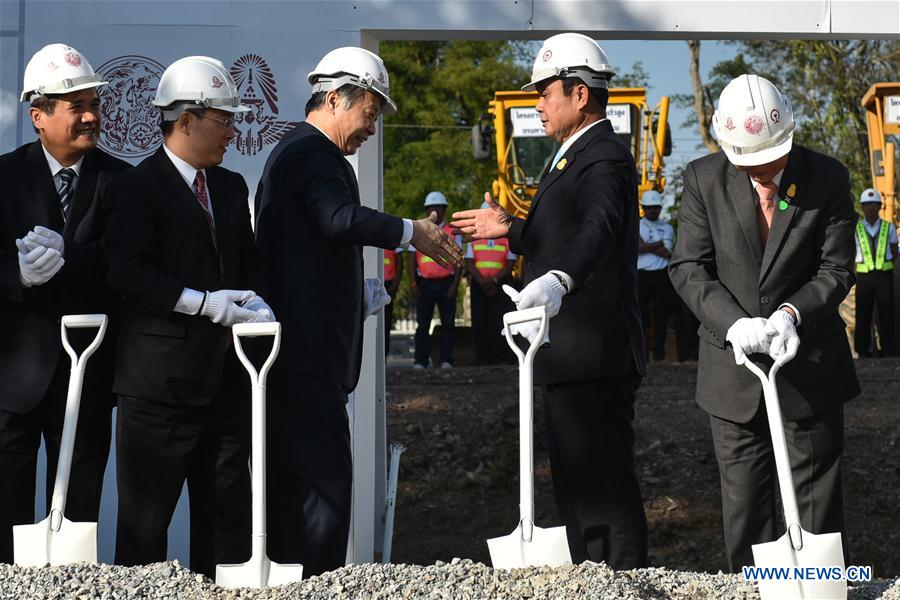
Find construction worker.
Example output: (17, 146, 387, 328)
(670, 74, 858, 571)
(409, 191, 463, 368)
(465, 201, 517, 365)
(637, 190, 674, 361)
(451, 33, 648, 568)
(0, 43, 129, 564)
(383, 246, 404, 355)
(104, 56, 273, 577)
(254, 47, 462, 576)
(854, 188, 897, 357)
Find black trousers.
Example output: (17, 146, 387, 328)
(0, 353, 111, 563)
(709, 403, 846, 572)
(541, 377, 647, 569)
(266, 370, 351, 577)
(855, 270, 894, 356)
(414, 276, 456, 366)
(470, 281, 514, 365)
(637, 269, 671, 359)
(114, 384, 251, 578)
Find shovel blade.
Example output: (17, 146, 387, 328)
(752, 529, 846, 600)
(488, 522, 572, 569)
(13, 516, 97, 567)
(216, 556, 303, 589)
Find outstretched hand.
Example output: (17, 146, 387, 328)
(410, 211, 463, 268)
(450, 192, 514, 242)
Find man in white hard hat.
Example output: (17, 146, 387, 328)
(669, 74, 858, 571)
(451, 33, 648, 568)
(637, 190, 674, 361)
(854, 188, 897, 358)
(254, 46, 462, 575)
(103, 55, 274, 577)
(0, 43, 130, 563)
(409, 191, 463, 368)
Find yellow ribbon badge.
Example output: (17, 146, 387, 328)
(556, 158, 567, 171)
(786, 183, 797, 198)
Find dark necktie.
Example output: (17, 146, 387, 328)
(193, 171, 218, 253)
(754, 180, 778, 246)
(58, 168, 76, 221)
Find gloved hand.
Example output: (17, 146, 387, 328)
(765, 309, 800, 362)
(26, 226, 64, 256)
(241, 294, 276, 322)
(503, 272, 568, 318)
(200, 289, 260, 327)
(16, 238, 64, 287)
(725, 317, 772, 365)
(502, 284, 550, 346)
(364, 278, 391, 318)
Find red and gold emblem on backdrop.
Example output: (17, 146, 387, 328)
(96, 55, 165, 159)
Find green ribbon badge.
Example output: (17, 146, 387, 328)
(779, 199, 789, 211)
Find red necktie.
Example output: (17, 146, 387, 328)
(193, 171, 218, 253)
(754, 180, 778, 246)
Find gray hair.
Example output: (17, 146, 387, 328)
(305, 83, 369, 116)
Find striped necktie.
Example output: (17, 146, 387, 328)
(193, 171, 218, 253)
(754, 179, 778, 246)
(58, 168, 76, 221)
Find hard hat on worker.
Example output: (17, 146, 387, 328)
(712, 74, 795, 167)
(860, 188, 882, 205)
(424, 191, 448, 207)
(641, 190, 664, 207)
(152, 56, 249, 121)
(308, 47, 397, 116)
(20, 43, 107, 103)
(522, 33, 616, 92)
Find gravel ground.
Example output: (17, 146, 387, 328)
(2, 559, 897, 599)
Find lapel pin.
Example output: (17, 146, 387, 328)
(778, 199, 789, 211)
(786, 183, 797, 198)
(556, 158, 567, 171)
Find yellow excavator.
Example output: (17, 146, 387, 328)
(472, 88, 672, 219)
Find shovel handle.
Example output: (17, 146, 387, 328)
(60, 314, 108, 370)
(232, 321, 282, 388)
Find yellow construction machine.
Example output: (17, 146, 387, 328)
(861, 83, 899, 222)
(472, 88, 671, 218)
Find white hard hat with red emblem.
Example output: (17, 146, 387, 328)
(152, 56, 249, 121)
(712, 74, 795, 167)
(307, 47, 397, 116)
(860, 188, 883, 205)
(522, 32, 616, 92)
(20, 43, 107, 103)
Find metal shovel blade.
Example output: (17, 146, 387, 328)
(488, 521, 572, 570)
(13, 514, 97, 567)
(216, 556, 303, 590)
(752, 528, 846, 599)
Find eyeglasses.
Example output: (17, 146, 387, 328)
(192, 111, 236, 129)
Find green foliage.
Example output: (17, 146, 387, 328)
(615, 61, 652, 89)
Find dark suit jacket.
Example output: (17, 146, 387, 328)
(669, 145, 860, 423)
(255, 122, 404, 390)
(103, 147, 265, 405)
(507, 119, 645, 385)
(0, 142, 129, 413)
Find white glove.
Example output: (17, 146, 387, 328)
(725, 317, 772, 365)
(502, 284, 550, 346)
(200, 289, 260, 327)
(765, 309, 800, 362)
(25, 226, 64, 256)
(16, 238, 64, 287)
(504, 272, 568, 317)
(242, 294, 276, 322)
(364, 278, 391, 318)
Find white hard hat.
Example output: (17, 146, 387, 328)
(20, 43, 107, 103)
(712, 74, 795, 167)
(152, 56, 249, 121)
(641, 190, 663, 207)
(860, 188, 883, 204)
(424, 191, 448, 207)
(522, 33, 616, 92)
(308, 47, 397, 116)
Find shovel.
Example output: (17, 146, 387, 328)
(14, 314, 108, 567)
(745, 354, 846, 600)
(216, 321, 303, 589)
(488, 306, 572, 569)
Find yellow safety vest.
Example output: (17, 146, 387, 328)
(856, 219, 893, 273)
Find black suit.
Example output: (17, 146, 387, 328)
(104, 147, 265, 576)
(669, 145, 859, 570)
(506, 119, 647, 568)
(255, 122, 403, 575)
(0, 141, 128, 563)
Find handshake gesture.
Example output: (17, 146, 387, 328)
(725, 309, 799, 365)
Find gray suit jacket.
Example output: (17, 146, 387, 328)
(669, 145, 859, 423)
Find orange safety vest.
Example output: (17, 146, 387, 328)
(472, 237, 510, 278)
(384, 249, 397, 281)
(416, 224, 456, 279)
